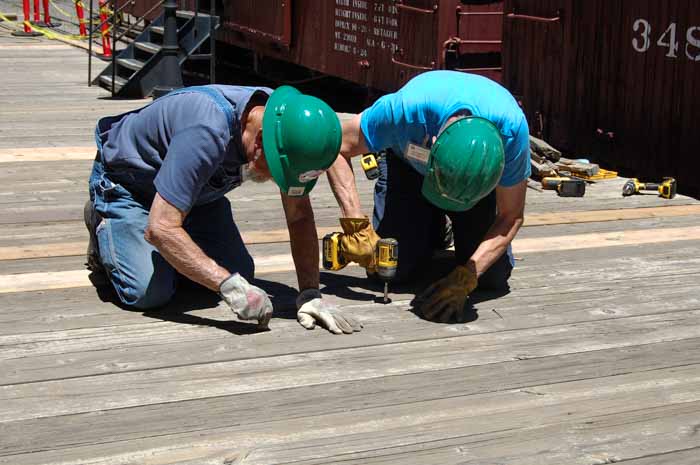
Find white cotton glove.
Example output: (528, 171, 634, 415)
(219, 273, 273, 329)
(296, 289, 363, 335)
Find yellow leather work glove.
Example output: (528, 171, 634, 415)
(414, 264, 478, 323)
(339, 217, 380, 273)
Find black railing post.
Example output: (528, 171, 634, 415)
(88, 0, 94, 85)
(111, 0, 117, 96)
(210, 0, 215, 83)
(153, 0, 183, 98)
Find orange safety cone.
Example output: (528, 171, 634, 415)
(11, 0, 43, 36)
(74, 0, 87, 37)
(98, 0, 112, 58)
(41, 0, 61, 27)
(30, 0, 47, 26)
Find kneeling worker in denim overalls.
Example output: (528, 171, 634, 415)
(326, 71, 531, 322)
(86, 85, 361, 334)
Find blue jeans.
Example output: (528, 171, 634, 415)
(88, 160, 254, 309)
(372, 155, 514, 289)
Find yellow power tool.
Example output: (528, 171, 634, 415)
(622, 177, 677, 199)
(360, 153, 380, 180)
(375, 238, 398, 303)
(541, 176, 586, 197)
(322, 234, 399, 303)
(322, 232, 347, 271)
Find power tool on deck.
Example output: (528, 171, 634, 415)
(541, 176, 587, 197)
(622, 177, 677, 199)
(322, 234, 399, 304)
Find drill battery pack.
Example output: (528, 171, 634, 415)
(557, 179, 586, 197)
(322, 233, 346, 271)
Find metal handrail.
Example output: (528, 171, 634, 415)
(88, 0, 216, 94)
(506, 9, 562, 23)
(395, 1, 437, 14)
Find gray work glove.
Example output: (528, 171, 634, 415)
(219, 273, 273, 329)
(296, 289, 363, 335)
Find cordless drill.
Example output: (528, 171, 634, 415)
(622, 177, 677, 199)
(322, 234, 399, 303)
(375, 238, 398, 303)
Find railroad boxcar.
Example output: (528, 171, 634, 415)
(503, 0, 699, 198)
(130, 0, 504, 91)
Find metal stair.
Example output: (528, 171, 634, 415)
(97, 10, 219, 98)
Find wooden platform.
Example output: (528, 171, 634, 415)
(2, 29, 700, 465)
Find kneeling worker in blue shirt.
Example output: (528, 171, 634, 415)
(327, 71, 531, 322)
(85, 85, 361, 334)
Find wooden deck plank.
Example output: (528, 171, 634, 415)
(3, 340, 700, 454)
(2, 364, 700, 465)
(2, 224, 699, 292)
(2, 271, 698, 385)
(1, 204, 700, 259)
(0, 239, 698, 346)
(1, 240, 698, 370)
(0, 260, 697, 339)
(245, 402, 700, 465)
(2, 309, 700, 422)
(619, 448, 700, 465)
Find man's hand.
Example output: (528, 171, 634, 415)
(414, 264, 478, 323)
(219, 273, 273, 329)
(339, 217, 380, 272)
(296, 289, 363, 334)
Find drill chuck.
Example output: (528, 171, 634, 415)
(375, 238, 398, 303)
(375, 238, 398, 281)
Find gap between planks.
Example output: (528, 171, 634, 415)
(1, 204, 700, 261)
(1, 225, 700, 293)
(0, 146, 96, 163)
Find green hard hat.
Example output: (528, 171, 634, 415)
(422, 116, 505, 211)
(262, 86, 342, 196)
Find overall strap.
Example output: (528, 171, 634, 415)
(94, 86, 236, 151)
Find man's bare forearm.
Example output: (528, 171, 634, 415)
(327, 154, 364, 218)
(287, 216, 320, 291)
(145, 193, 230, 291)
(326, 114, 371, 218)
(469, 214, 523, 277)
(282, 195, 320, 291)
(146, 225, 230, 291)
(469, 181, 527, 277)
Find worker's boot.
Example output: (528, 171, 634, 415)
(83, 200, 104, 273)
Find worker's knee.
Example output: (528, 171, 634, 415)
(117, 278, 177, 310)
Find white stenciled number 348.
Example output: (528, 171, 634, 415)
(633, 18, 700, 61)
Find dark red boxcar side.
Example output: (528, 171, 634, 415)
(503, 0, 700, 198)
(202, 0, 503, 91)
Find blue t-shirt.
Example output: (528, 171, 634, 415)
(361, 71, 530, 187)
(96, 85, 272, 212)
